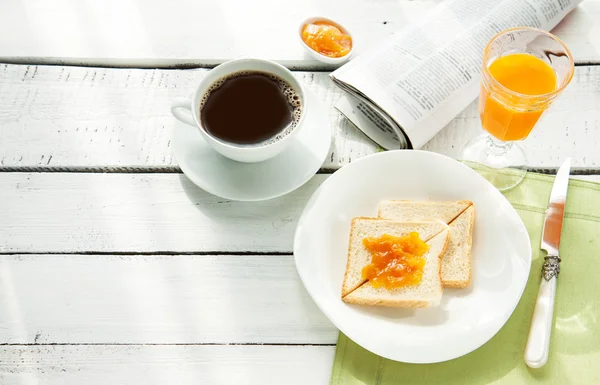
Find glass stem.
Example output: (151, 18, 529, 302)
(486, 135, 512, 157)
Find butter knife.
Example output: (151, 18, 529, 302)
(524, 158, 571, 369)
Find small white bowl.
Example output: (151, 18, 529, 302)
(299, 17, 354, 65)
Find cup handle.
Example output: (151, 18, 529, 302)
(171, 97, 196, 127)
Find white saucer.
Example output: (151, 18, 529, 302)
(294, 151, 531, 363)
(173, 88, 331, 201)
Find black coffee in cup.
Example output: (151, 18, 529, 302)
(199, 71, 302, 145)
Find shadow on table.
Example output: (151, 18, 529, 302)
(177, 173, 323, 250)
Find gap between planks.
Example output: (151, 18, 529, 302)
(1, 166, 600, 175)
(1, 64, 599, 170)
(0, 344, 336, 385)
(0, 253, 338, 344)
(0, 342, 336, 347)
(0, 59, 340, 72)
(0, 251, 292, 256)
(1, 59, 598, 70)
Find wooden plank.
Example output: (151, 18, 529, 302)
(573, 175, 600, 182)
(2, 177, 599, 344)
(0, 0, 597, 67)
(0, 64, 373, 172)
(2, 173, 600, 254)
(0, 173, 327, 254)
(0, 0, 434, 69)
(0, 254, 336, 344)
(0, 345, 335, 385)
(1, 64, 599, 172)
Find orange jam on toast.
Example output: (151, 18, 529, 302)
(301, 22, 352, 58)
(362, 232, 429, 289)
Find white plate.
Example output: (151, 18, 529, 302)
(294, 150, 531, 363)
(172, 88, 331, 201)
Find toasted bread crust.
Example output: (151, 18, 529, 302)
(340, 217, 369, 297)
(441, 205, 475, 288)
(438, 229, 450, 260)
(446, 201, 474, 225)
(377, 200, 473, 220)
(342, 295, 431, 308)
(436, 229, 450, 287)
(442, 280, 470, 289)
(442, 204, 475, 289)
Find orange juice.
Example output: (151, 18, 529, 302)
(480, 53, 557, 141)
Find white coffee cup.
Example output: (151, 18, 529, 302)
(171, 58, 306, 163)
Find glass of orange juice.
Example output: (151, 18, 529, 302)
(462, 27, 574, 190)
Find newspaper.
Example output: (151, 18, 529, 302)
(331, 0, 582, 150)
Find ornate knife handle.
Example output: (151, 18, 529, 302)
(542, 255, 561, 281)
(525, 253, 560, 368)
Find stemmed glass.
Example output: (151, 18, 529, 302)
(462, 27, 574, 191)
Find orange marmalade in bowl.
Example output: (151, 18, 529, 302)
(362, 232, 429, 289)
(301, 21, 352, 58)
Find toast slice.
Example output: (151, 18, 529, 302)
(343, 229, 450, 308)
(378, 200, 472, 223)
(341, 218, 449, 297)
(442, 205, 475, 288)
(378, 200, 474, 288)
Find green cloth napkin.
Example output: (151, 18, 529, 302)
(330, 170, 600, 385)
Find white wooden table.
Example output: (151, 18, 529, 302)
(1, 1, 599, 383)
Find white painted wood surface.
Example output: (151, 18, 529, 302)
(0, 254, 336, 344)
(0, 345, 335, 385)
(1, 1, 600, 382)
(1, 0, 598, 68)
(0, 173, 326, 253)
(1, 176, 599, 384)
(2, 174, 599, 254)
(1, 64, 599, 171)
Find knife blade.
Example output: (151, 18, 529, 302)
(541, 158, 571, 258)
(525, 158, 571, 369)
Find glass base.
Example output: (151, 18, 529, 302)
(461, 135, 527, 191)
